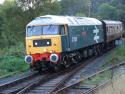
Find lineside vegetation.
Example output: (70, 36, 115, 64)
(0, 43, 28, 77)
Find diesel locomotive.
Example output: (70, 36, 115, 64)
(25, 15, 123, 71)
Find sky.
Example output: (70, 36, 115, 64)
(0, 0, 5, 4)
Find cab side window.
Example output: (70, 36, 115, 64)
(60, 25, 65, 35)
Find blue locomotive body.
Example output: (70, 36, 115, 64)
(25, 15, 123, 70)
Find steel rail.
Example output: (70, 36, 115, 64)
(0, 71, 45, 94)
(0, 71, 38, 90)
(16, 74, 56, 94)
(17, 56, 97, 94)
(48, 57, 96, 94)
(54, 62, 125, 94)
(48, 47, 117, 94)
(81, 80, 111, 94)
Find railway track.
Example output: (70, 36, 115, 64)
(16, 57, 96, 94)
(0, 57, 95, 94)
(0, 71, 45, 94)
(16, 48, 115, 94)
(0, 47, 122, 94)
(0, 69, 71, 94)
(52, 62, 125, 94)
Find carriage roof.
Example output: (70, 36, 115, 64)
(27, 15, 102, 26)
(102, 20, 122, 25)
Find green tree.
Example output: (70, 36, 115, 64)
(111, 0, 125, 23)
(98, 3, 117, 20)
(0, 0, 25, 46)
(91, 0, 125, 24)
(60, 0, 90, 16)
(0, 0, 61, 47)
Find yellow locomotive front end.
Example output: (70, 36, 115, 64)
(26, 35, 62, 55)
(25, 24, 64, 70)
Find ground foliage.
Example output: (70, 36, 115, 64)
(0, 43, 28, 77)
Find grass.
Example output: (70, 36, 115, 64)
(82, 70, 112, 85)
(108, 45, 125, 63)
(81, 45, 125, 85)
(81, 69, 124, 86)
(0, 43, 29, 77)
(102, 45, 125, 68)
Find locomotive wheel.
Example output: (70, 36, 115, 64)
(63, 55, 71, 68)
(77, 52, 82, 61)
(48, 64, 59, 72)
(94, 45, 101, 56)
(50, 65, 59, 72)
(29, 64, 36, 71)
(71, 57, 78, 64)
(97, 45, 101, 55)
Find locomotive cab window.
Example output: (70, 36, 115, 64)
(43, 25, 59, 35)
(27, 26, 42, 36)
(26, 25, 60, 37)
(60, 25, 65, 35)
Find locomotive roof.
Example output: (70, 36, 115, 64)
(27, 15, 102, 26)
(102, 20, 122, 25)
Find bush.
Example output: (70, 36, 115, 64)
(0, 43, 28, 77)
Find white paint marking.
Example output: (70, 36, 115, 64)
(93, 26, 100, 43)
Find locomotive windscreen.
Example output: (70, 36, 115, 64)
(26, 25, 59, 37)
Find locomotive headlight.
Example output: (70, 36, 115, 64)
(25, 55, 33, 64)
(47, 42, 50, 45)
(50, 54, 59, 63)
(35, 42, 38, 46)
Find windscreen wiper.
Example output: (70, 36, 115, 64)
(47, 24, 52, 31)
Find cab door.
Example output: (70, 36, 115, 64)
(61, 25, 69, 52)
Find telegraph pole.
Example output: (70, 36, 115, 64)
(88, 1, 92, 17)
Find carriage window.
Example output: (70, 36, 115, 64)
(109, 27, 112, 35)
(117, 26, 119, 29)
(106, 27, 108, 31)
(107, 27, 110, 35)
